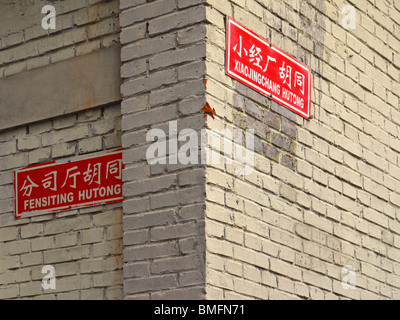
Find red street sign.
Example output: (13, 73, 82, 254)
(226, 16, 312, 119)
(14, 149, 124, 219)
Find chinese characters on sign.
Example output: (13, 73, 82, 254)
(226, 17, 312, 119)
(14, 149, 124, 219)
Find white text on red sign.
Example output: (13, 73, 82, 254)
(226, 17, 312, 119)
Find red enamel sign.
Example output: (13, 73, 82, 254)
(226, 16, 312, 119)
(14, 149, 124, 219)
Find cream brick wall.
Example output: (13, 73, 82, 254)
(204, 0, 400, 300)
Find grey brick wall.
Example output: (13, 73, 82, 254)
(0, 105, 123, 299)
(0, 0, 121, 130)
(120, 0, 207, 300)
(1, 0, 400, 301)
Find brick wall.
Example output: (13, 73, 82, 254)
(1, 0, 400, 300)
(204, 0, 400, 300)
(120, 0, 207, 299)
(0, 105, 123, 299)
(0, 0, 123, 300)
(0, 0, 119, 78)
(0, 0, 121, 130)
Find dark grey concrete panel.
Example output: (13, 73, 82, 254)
(0, 45, 121, 131)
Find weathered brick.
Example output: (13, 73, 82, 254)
(124, 274, 178, 295)
(0, 226, 18, 241)
(0, 140, 17, 156)
(92, 239, 123, 257)
(150, 42, 205, 71)
(120, 0, 175, 27)
(3, 240, 30, 256)
(124, 242, 180, 262)
(124, 209, 176, 231)
(151, 286, 204, 299)
(124, 262, 149, 279)
(0, 0, 362, 301)
(122, 68, 176, 97)
(149, 79, 204, 107)
(20, 224, 43, 239)
(52, 142, 76, 158)
(44, 216, 91, 235)
(122, 105, 178, 131)
(0, 0, 123, 299)
(123, 229, 148, 246)
(43, 246, 91, 264)
(179, 236, 205, 254)
(80, 228, 104, 244)
(92, 209, 123, 227)
(178, 24, 207, 45)
(78, 136, 103, 154)
(150, 186, 205, 209)
(0, 284, 19, 299)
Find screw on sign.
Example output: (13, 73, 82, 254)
(14, 149, 124, 219)
(226, 16, 312, 119)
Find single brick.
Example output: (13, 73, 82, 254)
(124, 274, 178, 295)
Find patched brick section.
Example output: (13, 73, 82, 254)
(232, 92, 298, 172)
(120, 0, 207, 300)
(0, 0, 120, 78)
(204, 0, 400, 301)
(0, 104, 123, 300)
